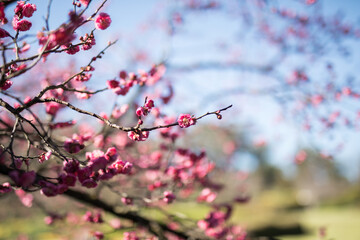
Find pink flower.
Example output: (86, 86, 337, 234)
(0, 80, 12, 90)
(123, 232, 139, 240)
(14, 1, 25, 16)
(22, 3, 37, 18)
(80, 0, 91, 7)
(111, 104, 128, 118)
(61, 44, 80, 55)
(0, 28, 9, 38)
(109, 219, 121, 229)
(110, 160, 133, 174)
(93, 231, 104, 240)
(39, 151, 52, 163)
(41, 185, 58, 197)
(64, 138, 84, 154)
(95, 13, 111, 30)
(0, 3, 6, 24)
(88, 156, 108, 172)
(128, 130, 149, 141)
(60, 173, 76, 187)
(45, 102, 61, 115)
(106, 79, 119, 89)
(74, 73, 91, 82)
(295, 150, 307, 164)
(63, 159, 80, 173)
(177, 114, 196, 128)
(145, 99, 154, 109)
(12, 17, 32, 31)
(121, 197, 133, 205)
(114, 86, 129, 96)
(0, 182, 12, 194)
(81, 178, 97, 188)
(163, 191, 176, 204)
(197, 188, 217, 203)
(9, 170, 36, 188)
(15, 189, 33, 207)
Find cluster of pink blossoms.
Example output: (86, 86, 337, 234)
(107, 65, 166, 97)
(83, 211, 103, 223)
(12, 1, 36, 32)
(36, 147, 133, 197)
(198, 205, 246, 239)
(1, 63, 26, 91)
(127, 130, 149, 141)
(136, 98, 155, 117)
(37, 10, 111, 59)
(197, 188, 217, 203)
(42, 88, 68, 116)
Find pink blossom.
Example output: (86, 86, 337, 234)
(0, 80, 12, 90)
(121, 197, 133, 205)
(111, 104, 129, 118)
(177, 114, 196, 128)
(15, 189, 33, 207)
(10, 170, 36, 188)
(81, 178, 97, 188)
(88, 156, 108, 172)
(45, 102, 61, 115)
(105, 147, 118, 162)
(44, 214, 62, 225)
(0, 182, 12, 194)
(95, 13, 111, 30)
(13, 158, 22, 169)
(128, 130, 149, 141)
(80, 33, 96, 50)
(119, 70, 127, 79)
(60, 173, 76, 187)
(80, 0, 91, 7)
(93, 231, 104, 240)
(295, 150, 307, 164)
(0, 3, 6, 24)
(106, 79, 119, 89)
(110, 159, 133, 174)
(63, 159, 80, 173)
(123, 232, 139, 240)
(61, 44, 80, 55)
(311, 94, 323, 106)
(74, 73, 91, 82)
(57, 184, 68, 194)
(163, 191, 176, 204)
(0, 28, 9, 38)
(49, 26, 76, 47)
(64, 138, 84, 154)
(14, 1, 25, 16)
(77, 167, 92, 183)
(49, 120, 75, 129)
(39, 151, 52, 163)
(94, 213, 104, 224)
(22, 3, 37, 18)
(12, 18, 32, 31)
(40, 182, 58, 197)
(109, 219, 121, 229)
(197, 188, 217, 203)
(114, 86, 129, 95)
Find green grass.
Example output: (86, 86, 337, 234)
(281, 207, 360, 240)
(1, 189, 360, 239)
